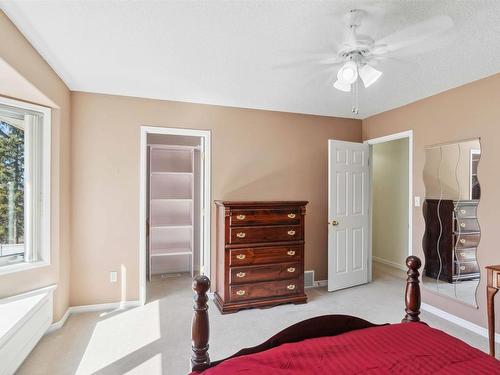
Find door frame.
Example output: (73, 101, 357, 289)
(364, 130, 413, 282)
(139, 126, 212, 305)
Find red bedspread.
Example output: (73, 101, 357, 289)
(193, 322, 500, 374)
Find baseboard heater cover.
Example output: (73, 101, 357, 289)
(0, 285, 55, 375)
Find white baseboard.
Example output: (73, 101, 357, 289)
(46, 300, 141, 334)
(46, 307, 70, 334)
(373, 256, 406, 271)
(422, 302, 500, 344)
(68, 300, 141, 314)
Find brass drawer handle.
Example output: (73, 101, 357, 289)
(236, 214, 246, 220)
(287, 284, 296, 290)
(236, 272, 246, 278)
(460, 252, 466, 257)
(236, 232, 246, 238)
(236, 254, 246, 260)
(460, 266, 466, 271)
(287, 230, 296, 236)
(459, 238, 466, 244)
(460, 223, 466, 228)
(460, 209, 466, 214)
(236, 290, 246, 296)
(287, 267, 296, 273)
(288, 213, 296, 219)
(287, 250, 296, 256)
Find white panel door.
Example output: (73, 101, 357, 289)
(328, 140, 370, 292)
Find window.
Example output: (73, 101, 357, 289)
(0, 98, 51, 273)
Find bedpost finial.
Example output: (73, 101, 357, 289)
(193, 275, 211, 295)
(406, 255, 421, 271)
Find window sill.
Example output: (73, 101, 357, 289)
(0, 261, 50, 276)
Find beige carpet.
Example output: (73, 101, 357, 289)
(17, 264, 498, 375)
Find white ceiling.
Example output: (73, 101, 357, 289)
(2, 1, 500, 119)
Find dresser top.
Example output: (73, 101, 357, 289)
(214, 200, 308, 207)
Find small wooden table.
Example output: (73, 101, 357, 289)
(486, 265, 500, 357)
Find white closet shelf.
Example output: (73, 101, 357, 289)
(150, 198, 193, 202)
(151, 224, 193, 229)
(151, 172, 193, 175)
(151, 248, 193, 257)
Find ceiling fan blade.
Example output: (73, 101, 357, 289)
(374, 15, 454, 54)
(302, 65, 340, 88)
(273, 55, 343, 70)
(372, 29, 456, 59)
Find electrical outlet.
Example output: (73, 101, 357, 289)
(414, 196, 421, 207)
(110, 271, 118, 283)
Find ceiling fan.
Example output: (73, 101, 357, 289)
(300, 9, 455, 114)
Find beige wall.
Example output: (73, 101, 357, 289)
(363, 72, 500, 330)
(70, 92, 361, 305)
(0, 11, 71, 321)
(372, 138, 409, 267)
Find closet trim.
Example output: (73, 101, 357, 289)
(139, 126, 212, 305)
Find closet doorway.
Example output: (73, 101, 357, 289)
(139, 126, 211, 304)
(366, 131, 412, 281)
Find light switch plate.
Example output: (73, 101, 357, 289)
(414, 196, 421, 207)
(110, 271, 118, 283)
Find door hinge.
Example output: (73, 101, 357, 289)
(201, 151, 205, 161)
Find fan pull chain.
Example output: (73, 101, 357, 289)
(351, 80, 359, 115)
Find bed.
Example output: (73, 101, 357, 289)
(189, 256, 500, 374)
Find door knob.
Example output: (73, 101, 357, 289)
(330, 220, 339, 226)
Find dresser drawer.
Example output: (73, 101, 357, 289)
(455, 218, 480, 233)
(230, 209, 301, 227)
(230, 225, 302, 244)
(454, 233, 480, 249)
(455, 204, 477, 219)
(229, 279, 301, 302)
(455, 260, 479, 275)
(455, 248, 477, 262)
(230, 262, 301, 284)
(229, 246, 302, 266)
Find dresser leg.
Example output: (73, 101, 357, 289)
(487, 286, 498, 357)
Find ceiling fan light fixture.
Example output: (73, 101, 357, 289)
(359, 64, 382, 88)
(333, 80, 351, 92)
(337, 61, 358, 85)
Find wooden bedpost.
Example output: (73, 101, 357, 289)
(402, 255, 422, 323)
(191, 275, 211, 372)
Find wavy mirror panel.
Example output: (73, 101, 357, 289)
(422, 138, 481, 307)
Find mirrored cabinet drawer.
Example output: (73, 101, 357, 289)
(455, 218, 480, 233)
(454, 203, 478, 219)
(454, 260, 480, 275)
(454, 233, 480, 249)
(455, 248, 477, 262)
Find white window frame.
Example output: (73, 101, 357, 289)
(0, 96, 51, 275)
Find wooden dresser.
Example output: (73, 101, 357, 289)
(422, 199, 480, 283)
(214, 201, 308, 314)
